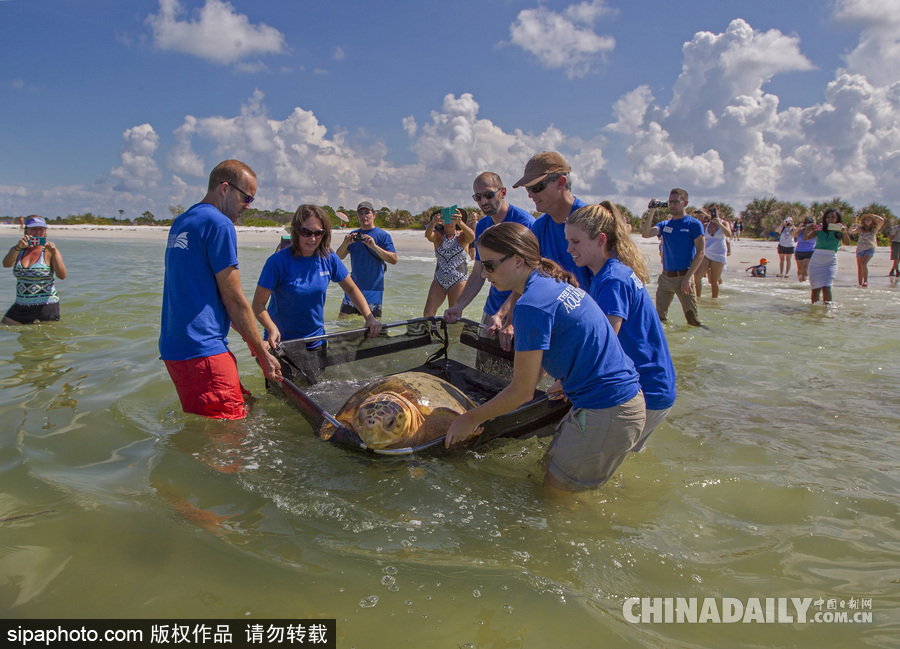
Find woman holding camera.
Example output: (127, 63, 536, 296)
(848, 213, 884, 287)
(253, 205, 381, 349)
(693, 206, 731, 299)
(423, 208, 475, 317)
(3, 215, 66, 325)
(804, 208, 851, 304)
(775, 218, 796, 278)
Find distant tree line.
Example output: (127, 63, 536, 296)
(6, 196, 896, 242)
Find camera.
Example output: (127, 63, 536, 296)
(710, 207, 718, 218)
(649, 200, 668, 209)
(28, 236, 46, 246)
(347, 232, 362, 242)
(827, 222, 844, 232)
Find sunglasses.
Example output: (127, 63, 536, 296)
(357, 209, 372, 216)
(472, 190, 499, 202)
(298, 227, 326, 238)
(481, 254, 512, 273)
(526, 175, 558, 195)
(225, 182, 255, 204)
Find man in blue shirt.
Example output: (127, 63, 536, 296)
(443, 172, 535, 374)
(159, 160, 281, 419)
(640, 188, 705, 326)
(489, 152, 590, 349)
(336, 201, 397, 318)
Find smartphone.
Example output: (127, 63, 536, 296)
(441, 205, 457, 225)
(827, 222, 843, 231)
(28, 236, 46, 246)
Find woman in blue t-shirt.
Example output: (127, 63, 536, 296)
(253, 205, 381, 347)
(565, 203, 677, 453)
(444, 222, 645, 493)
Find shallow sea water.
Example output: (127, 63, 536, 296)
(1, 235, 899, 648)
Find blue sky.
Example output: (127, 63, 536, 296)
(2, 0, 898, 220)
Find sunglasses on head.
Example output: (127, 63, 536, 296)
(481, 254, 512, 273)
(526, 175, 558, 195)
(298, 227, 325, 238)
(472, 190, 499, 202)
(225, 181, 254, 204)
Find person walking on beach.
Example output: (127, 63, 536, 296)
(775, 217, 796, 278)
(693, 206, 731, 299)
(804, 208, 851, 304)
(848, 213, 884, 287)
(442, 172, 535, 373)
(641, 189, 705, 326)
(335, 201, 397, 318)
(159, 160, 281, 420)
(890, 219, 900, 277)
(444, 222, 645, 494)
(3, 215, 66, 324)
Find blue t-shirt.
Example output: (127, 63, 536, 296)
(474, 204, 536, 315)
(590, 258, 677, 410)
(514, 271, 640, 410)
(342, 227, 395, 306)
(159, 203, 239, 361)
(529, 196, 592, 290)
(257, 249, 349, 342)
(657, 215, 703, 272)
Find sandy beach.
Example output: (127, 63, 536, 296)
(2, 222, 892, 288)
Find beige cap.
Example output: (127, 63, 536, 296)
(512, 151, 571, 188)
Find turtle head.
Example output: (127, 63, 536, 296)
(355, 391, 424, 449)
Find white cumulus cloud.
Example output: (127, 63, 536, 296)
(508, 0, 616, 78)
(146, 0, 285, 65)
(109, 124, 162, 192)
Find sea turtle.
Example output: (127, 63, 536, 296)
(319, 371, 477, 449)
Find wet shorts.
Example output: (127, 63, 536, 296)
(4, 301, 60, 324)
(339, 296, 381, 318)
(164, 351, 250, 420)
(794, 250, 814, 261)
(546, 392, 645, 491)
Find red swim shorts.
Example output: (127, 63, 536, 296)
(164, 351, 251, 420)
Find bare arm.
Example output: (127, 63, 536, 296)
(216, 266, 281, 380)
(44, 242, 66, 280)
(444, 260, 485, 322)
(444, 349, 543, 447)
(682, 235, 706, 294)
(606, 314, 624, 334)
(3, 235, 29, 268)
(337, 276, 382, 338)
(251, 285, 280, 348)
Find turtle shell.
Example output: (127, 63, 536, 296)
(319, 371, 477, 449)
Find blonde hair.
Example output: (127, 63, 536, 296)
(567, 203, 650, 285)
(859, 213, 880, 232)
(477, 222, 578, 287)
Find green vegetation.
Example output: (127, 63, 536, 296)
(5, 197, 896, 237)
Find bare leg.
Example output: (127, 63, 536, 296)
(2, 316, 23, 325)
(446, 280, 467, 308)
(822, 286, 833, 303)
(708, 261, 724, 298)
(811, 288, 821, 304)
(422, 281, 448, 317)
(860, 255, 871, 285)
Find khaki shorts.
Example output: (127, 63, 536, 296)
(546, 391, 645, 491)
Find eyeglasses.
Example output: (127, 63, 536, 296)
(298, 227, 325, 238)
(526, 175, 558, 195)
(481, 254, 512, 273)
(472, 190, 499, 202)
(225, 182, 255, 204)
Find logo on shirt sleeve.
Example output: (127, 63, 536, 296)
(557, 285, 586, 313)
(167, 232, 189, 250)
